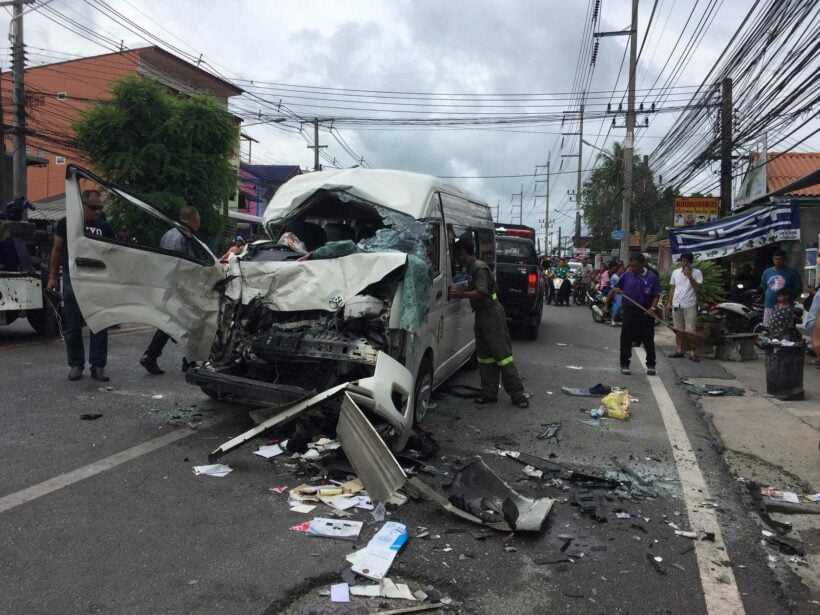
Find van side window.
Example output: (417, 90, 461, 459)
(446, 223, 468, 282)
(473, 229, 495, 269)
(75, 180, 213, 265)
(426, 222, 441, 276)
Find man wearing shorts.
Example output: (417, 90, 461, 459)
(668, 252, 702, 361)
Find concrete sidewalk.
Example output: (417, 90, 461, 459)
(656, 327, 819, 491)
(656, 327, 820, 604)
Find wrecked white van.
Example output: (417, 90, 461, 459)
(66, 166, 495, 451)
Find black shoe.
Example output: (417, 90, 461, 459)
(68, 366, 83, 381)
(90, 367, 110, 382)
(589, 383, 611, 395)
(140, 355, 165, 375)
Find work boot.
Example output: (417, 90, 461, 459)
(140, 355, 165, 375)
(90, 367, 110, 382)
(68, 366, 83, 381)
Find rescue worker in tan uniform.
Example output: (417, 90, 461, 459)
(449, 234, 529, 408)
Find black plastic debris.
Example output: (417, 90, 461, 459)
(646, 552, 666, 575)
(561, 383, 612, 397)
(573, 489, 607, 522)
(763, 532, 805, 556)
(746, 481, 792, 535)
(80, 413, 103, 421)
(501, 450, 620, 489)
(407, 457, 554, 532)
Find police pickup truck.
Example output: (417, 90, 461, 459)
(494, 224, 544, 340)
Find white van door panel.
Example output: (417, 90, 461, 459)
(66, 166, 223, 361)
(438, 194, 477, 380)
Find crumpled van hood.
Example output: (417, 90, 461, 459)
(228, 252, 407, 312)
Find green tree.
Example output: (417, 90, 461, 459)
(582, 143, 674, 252)
(74, 76, 238, 245)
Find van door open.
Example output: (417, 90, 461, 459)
(65, 166, 224, 361)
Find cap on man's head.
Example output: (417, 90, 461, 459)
(235, 235, 245, 243)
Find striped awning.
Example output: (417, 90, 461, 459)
(668, 199, 800, 261)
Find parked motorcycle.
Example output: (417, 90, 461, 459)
(590, 291, 613, 323)
(714, 301, 764, 334)
(571, 274, 586, 306)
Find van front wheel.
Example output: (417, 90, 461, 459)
(413, 357, 434, 424)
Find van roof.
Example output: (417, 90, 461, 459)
(262, 168, 489, 225)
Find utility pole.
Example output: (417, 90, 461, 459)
(10, 0, 28, 207)
(575, 105, 584, 247)
(720, 77, 733, 217)
(619, 0, 638, 261)
(0, 58, 6, 204)
(307, 118, 327, 171)
(557, 226, 562, 257)
(535, 155, 550, 252)
(512, 184, 523, 224)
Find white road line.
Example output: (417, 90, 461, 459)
(0, 416, 223, 514)
(637, 348, 745, 615)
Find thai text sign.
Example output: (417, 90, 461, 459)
(673, 197, 720, 227)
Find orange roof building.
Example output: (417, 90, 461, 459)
(762, 152, 820, 198)
(1, 46, 242, 201)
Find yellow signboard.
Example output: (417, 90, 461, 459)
(673, 197, 720, 227)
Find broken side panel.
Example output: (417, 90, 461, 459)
(336, 392, 407, 505)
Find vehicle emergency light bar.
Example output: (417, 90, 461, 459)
(495, 227, 534, 239)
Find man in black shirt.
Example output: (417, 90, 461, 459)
(47, 189, 114, 381)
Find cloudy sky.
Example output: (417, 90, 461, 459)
(4, 0, 818, 246)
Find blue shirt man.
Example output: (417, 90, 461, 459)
(607, 253, 661, 376)
(760, 249, 801, 326)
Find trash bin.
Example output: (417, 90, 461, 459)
(764, 342, 805, 401)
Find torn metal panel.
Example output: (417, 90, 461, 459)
(336, 393, 406, 505)
(407, 457, 554, 532)
(236, 252, 407, 311)
(208, 383, 348, 462)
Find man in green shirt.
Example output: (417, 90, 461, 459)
(552, 258, 570, 305)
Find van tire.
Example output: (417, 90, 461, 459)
(413, 356, 434, 424)
(523, 319, 539, 340)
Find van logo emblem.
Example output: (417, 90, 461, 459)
(329, 295, 343, 309)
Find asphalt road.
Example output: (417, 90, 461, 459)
(0, 306, 806, 614)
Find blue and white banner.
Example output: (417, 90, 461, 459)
(668, 199, 800, 261)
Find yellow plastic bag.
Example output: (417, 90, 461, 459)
(602, 390, 630, 420)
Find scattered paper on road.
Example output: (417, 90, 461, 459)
(192, 464, 232, 477)
(349, 578, 416, 600)
(254, 444, 285, 458)
(348, 521, 409, 580)
(308, 518, 363, 541)
(566, 365, 583, 370)
(320, 496, 359, 511)
(330, 583, 350, 603)
(290, 504, 317, 514)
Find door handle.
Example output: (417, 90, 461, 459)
(436, 290, 443, 300)
(75, 257, 106, 270)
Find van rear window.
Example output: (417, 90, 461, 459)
(496, 237, 535, 264)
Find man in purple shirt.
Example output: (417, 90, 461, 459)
(606, 253, 661, 375)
